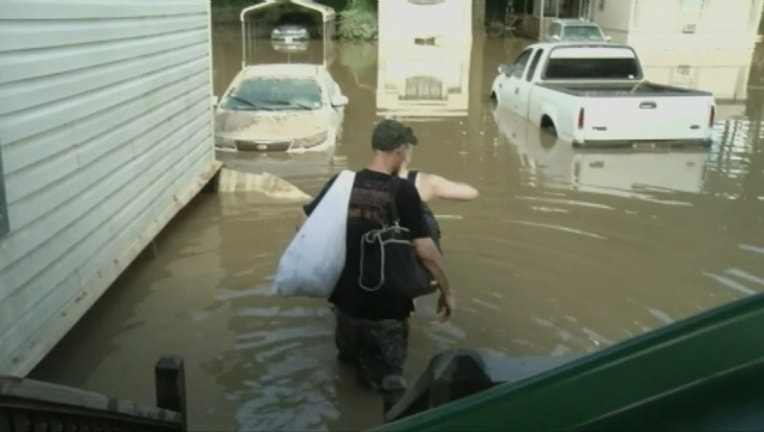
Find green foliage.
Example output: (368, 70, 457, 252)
(337, 0, 377, 41)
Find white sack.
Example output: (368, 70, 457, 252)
(271, 170, 355, 298)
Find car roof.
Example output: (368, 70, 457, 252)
(241, 63, 324, 79)
(528, 41, 629, 50)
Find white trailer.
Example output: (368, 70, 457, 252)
(0, 0, 221, 376)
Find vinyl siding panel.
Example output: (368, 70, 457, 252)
(0, 0, 217, 376)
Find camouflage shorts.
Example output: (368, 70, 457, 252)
(332, 307, 409, 391)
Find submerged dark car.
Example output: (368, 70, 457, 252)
(270, 24, 310, 43)
(270, 24, 310, 53)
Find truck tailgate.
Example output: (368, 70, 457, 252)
(580, 96, 714, 143)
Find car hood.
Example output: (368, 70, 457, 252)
(215, 109, 330, 140)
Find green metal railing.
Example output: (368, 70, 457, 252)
(373, 292, 764, 431)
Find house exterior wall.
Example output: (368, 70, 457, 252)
(628, 0, 761, 49)
(591, 0, 763, 100)
(0, 0, 218, 376)
(590, 0, 634, 43)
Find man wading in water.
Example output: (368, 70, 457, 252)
(298, 119, 455, 393)
(397, 141, 479, 295)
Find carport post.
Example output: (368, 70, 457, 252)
(241, 18, 247, 69)
(539, 0, 546, 40)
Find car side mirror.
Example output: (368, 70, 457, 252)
(331, 95, 349, 107)
(212, 95, 219, 108)
(605, 35, 612, 41)
(498, 63, 511, 76)
(552, 35, 561, 41)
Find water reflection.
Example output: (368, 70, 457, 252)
(271, 39, 310, 54)
(491, 105, 711, 199)
(709, 129, 759, 191)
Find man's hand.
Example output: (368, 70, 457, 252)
(414, 237, 453, 321)
(437, 291, 455, 321)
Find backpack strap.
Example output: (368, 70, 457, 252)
(387, 177, 402, 225)
(407, 170, 419, 184)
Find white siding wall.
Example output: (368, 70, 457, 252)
(591, 0, 763, 100)
(0, 0, 218, 376)
(629, 0, 761, 49)
(590, 0, 634, 43)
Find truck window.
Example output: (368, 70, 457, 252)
(525, 49, 544, 81)
(510, 49, 533, 78)
(544, 57, 641, 80)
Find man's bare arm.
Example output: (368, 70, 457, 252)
(426, 174, 479, 201)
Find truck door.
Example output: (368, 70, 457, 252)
(500, 48, 533, 114)
(516, 48, 544, 118)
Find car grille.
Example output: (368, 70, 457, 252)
(235, 140, 292, 152)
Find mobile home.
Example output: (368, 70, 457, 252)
(0, 0, 219, 376)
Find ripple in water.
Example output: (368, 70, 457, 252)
(203, 298, 342, 431)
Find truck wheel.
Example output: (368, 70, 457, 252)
(540, 116, 557, 136)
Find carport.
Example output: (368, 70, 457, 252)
(240, 0, 336, 68)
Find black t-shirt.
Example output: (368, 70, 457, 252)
(303, 169, 430, 320)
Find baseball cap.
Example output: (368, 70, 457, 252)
(371, 119, 418, 151)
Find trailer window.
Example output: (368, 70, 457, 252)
(543, 57, 641, 80)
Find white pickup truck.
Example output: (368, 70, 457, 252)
(490, 42, 717, 147)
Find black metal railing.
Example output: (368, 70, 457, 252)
(1, 355, 187, 432)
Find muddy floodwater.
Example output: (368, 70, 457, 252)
(30, 26, 764, 431)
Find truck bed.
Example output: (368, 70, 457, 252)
(539, 81, 713, 98)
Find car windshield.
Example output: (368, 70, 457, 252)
(222, 77, 323, 111)
(563, 26, 604, 40)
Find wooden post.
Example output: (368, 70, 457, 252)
(155, 355, 187, 432)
